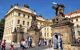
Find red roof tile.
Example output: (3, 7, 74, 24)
(65, 10, 80, 16)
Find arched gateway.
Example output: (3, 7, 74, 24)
(51, 3, 74, 50)
(53, 33, 63, 50)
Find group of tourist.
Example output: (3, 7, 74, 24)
(0, 37, 53, 50)
(20, 37, 52, 50)
(20, 36, 32, 50)
(0, 40, 17, 50)
(53, 35, 63, 50)
(0, 36, 32, 50)
(38, 39, 52, 46)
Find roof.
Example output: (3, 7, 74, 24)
(5, 5, 46, 19)
(65, 10, 80, 16)
(5, 5, 37, 18)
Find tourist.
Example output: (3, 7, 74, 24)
(25, 38, 29, 48)
(53, 35, 58, 49)
(28, 36, 32, 48)
(10, 42, 14, 50)
(0, 40, 2, 50)
(48, 40, 52, 47)
(20, 40, 26, 50)
(44, 39, 47, 45)
(59, 36, 63, 50)
(0, 40, 2, 45)
(1, 40, 6, 50)
(38, 39, 41, 46)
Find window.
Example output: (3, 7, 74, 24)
(78, 31, 80, 36)
(27, 22, 29, 26)
(47, 33, 49, 37)
(77, 25, 79, 27)
(18, 13, 21, 16)
(45, 33, 46, 37)
(71, 20, 73, 22)
(47, 28, 48, 31)
(23, 21, 25, 25)
(28, 15, 29, 18)
(45, 28, 46, 31)
(23, 14, 25, 17)
(17, 20, 20, 24)
(76, 18, 78, 21)
(56, 18, 58, 21)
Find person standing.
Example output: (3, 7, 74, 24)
(25, 38, 29, 48)
(20, 40, 26, 50)
(0, 40, 2, 45)
(38, 39, 41, 46)
(1, 40, 6, 50)
(48, 40, 52, 47)
(10, 42, 14, 50)
(58, 36, 63, 50)
(0, 40, 2, 50)
(28, 36, 32, 48)
(44, 39, 47, 46)
(53, 35, 58, 50)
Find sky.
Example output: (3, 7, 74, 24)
(0, 0, 80, 19)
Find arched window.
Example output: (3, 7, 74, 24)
(17, 20, 20, 24)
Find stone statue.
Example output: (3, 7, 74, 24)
(52, 3, 72, 27)
(52, 4, 65, 17)
(29, 15, 38, 31)
(52, 4, 65, 24)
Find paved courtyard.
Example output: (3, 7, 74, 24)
(0, 43, 54, 50)
(0, 45, 54, 50)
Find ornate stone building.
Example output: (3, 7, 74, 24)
(3, 4, 52, 43)
(65, 10, 80, 50)
(65, 10, 80, 40)
(3, 4, 80, 50)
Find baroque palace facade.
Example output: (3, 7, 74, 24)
(3, 5, 52, 43)
(3, 4, 80, 50)
(65, 10, 80, 40)
(65, 10, 80, 50)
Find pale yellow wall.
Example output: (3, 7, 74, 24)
(41, 26, 52, 39)
(3, 12, 14, 42)
(65, 13, 80, 39)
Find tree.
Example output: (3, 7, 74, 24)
(0, 18, 5, 40)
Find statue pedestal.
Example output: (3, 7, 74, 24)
(52, 25, 73, 50)
(28, 31, 39, 47)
